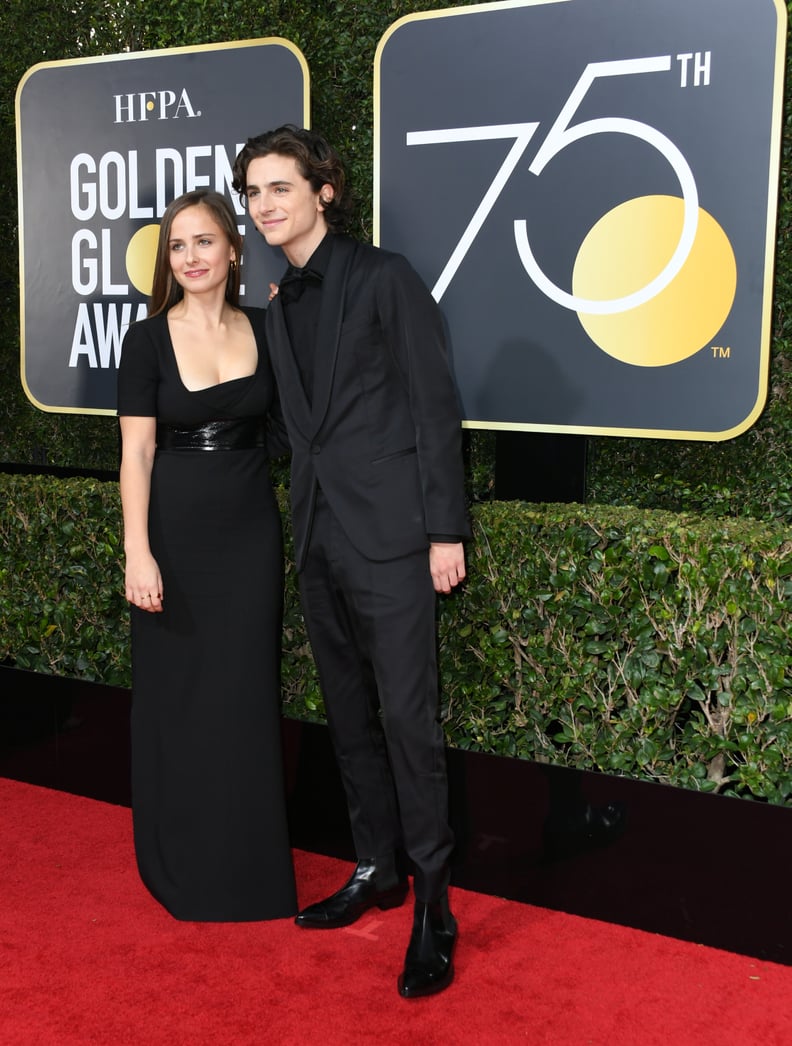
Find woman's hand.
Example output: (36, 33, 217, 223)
(125, 552, 164, 613)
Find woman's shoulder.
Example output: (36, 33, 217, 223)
(118, 313, 170, 382)
(123, 311, 167, 344)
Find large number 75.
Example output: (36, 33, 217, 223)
(407, 56, 698, 310)
(407, 55, 737, 367)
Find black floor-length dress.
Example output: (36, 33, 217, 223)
(117, 307, 297, 921)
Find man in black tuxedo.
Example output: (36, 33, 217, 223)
(232, 126, 470, 998)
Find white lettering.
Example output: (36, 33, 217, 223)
(677, 52, 710, 88)
(113, 94, 135, 124)
(101, 229, 128, 295)
(69, 303, 98, 367)
(71, 229, 129, 296)
(70, 154, 97, 220)
(128, 152, 154, 219)
(95, 301, 134, 367)
(139, 92, 157, 121)
(185, 145, 213, 190)
(70, 145, 238, 220)
(677, 52, 693, 88)
(156, 149, 184, 214)
(219, 146, 245, 213)
(156, 90, 176, 120)
(98, 152, 126, 220)
(113, 89, 200, 123)
(71, 230, 98, 294)
(172, 88, 197, 119)
(694, 51, 711, 87)
(69, 302, 147, 368)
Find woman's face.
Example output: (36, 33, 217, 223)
(167, 204, 235, 296)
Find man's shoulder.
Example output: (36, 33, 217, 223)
(344, 236, 403, 264)
(341, 236, 415, 279)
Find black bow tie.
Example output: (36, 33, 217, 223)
(278, 265, 324, 304)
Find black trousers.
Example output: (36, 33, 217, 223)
(297, 491, 454, 902)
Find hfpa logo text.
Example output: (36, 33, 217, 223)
(113, 89, 201, 123)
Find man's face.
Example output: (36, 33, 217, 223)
(244, 153, 332, 265)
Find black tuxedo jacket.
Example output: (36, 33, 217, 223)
(265, 234, 471, 569)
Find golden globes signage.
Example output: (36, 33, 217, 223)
(17, 39, 308, 414)
(375, 0, 787, 439)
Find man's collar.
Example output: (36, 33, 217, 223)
(301, 233, 334, 278)
(279, 236, 336, 304)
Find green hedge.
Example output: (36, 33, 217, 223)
(3, 473, 791, 805)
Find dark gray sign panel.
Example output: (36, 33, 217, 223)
(375, 0, 787, 440)
(17, 38, 307, 415)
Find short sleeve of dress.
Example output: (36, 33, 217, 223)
(117, 319, 159, 417)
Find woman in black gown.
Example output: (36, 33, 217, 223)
(117, 189, 297, 921)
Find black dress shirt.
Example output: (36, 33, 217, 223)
(280, 234, 334, 405)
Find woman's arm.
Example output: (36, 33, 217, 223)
(119, 415, 163, 613)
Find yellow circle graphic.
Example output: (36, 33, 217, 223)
(572, 195, 736, 367)
(125, 224, 160, 296)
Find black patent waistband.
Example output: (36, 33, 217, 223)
(156, 418, 268, 451)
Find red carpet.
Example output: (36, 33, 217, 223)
(0, 779, 790, 1045)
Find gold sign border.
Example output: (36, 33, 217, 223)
(16, 37, 310, 417)
(373, 0, 788, 443)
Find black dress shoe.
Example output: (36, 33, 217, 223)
(397, 894, 457, 999)
(295, 859, 409, 929)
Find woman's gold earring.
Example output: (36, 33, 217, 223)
(230, 259, 237, 272)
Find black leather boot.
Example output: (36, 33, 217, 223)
(295, 858, 408, 929)
(397, 893, 457, 998)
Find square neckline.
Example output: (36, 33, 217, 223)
(163, 308, 260, 393)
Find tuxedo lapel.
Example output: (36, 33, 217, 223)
(310, 235, 356, 435)
(267, 294, 312, 439)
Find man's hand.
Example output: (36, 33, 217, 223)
(429, 542, 466, 594)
